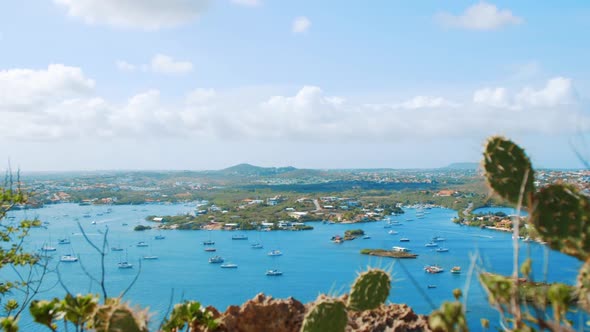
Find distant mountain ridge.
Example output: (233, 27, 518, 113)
(219, 163, 298, 176)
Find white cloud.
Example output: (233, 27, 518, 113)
(516, 77, 576, 107)
(54, 0, 209, 30)
(474, 77, 576, 109)
(0, 65, 586, 143)
(0, 64, 95, 112)
(397, 96, 459, 109)
(150, 54, 194, 74)
(116, 54, 193, 75)
(292, 16, 311, 34)
(473, 87, 510, 108)
(366, 96, 460, 111)
(231, 0, 261, 7)
(186, 88, 216, 104)
(436, 2, 523, 30)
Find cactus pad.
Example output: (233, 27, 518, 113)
(483, 136, 535, 207)
(577, 260, 590, 312)
(301, 298, 347, 332)
(530, 184, 590, 260)
(347, 269, 391, 311)
(92, 301, 149, 332)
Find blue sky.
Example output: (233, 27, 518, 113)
(0, 0, 589, 171)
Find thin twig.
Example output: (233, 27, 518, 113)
(158, 288, 176, 331)
(77, 223, 109, 300)
(120, 259, 142, 298)
(397, 259, 436, 310)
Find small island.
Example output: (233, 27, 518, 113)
(360, 248, 418, 259)
(134, 224, 152, 231)
(344, 229, 364, 240)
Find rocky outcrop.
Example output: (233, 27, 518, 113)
(218, 293, 306, 332)
(211, 293, 430, 332)
(347, 303, 431, 331)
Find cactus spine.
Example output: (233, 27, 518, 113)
(483, 136, 535, 207)
(530, 184, 590, 261)
(92, 299, 149, 332)
(347, 268, 391, 311)
(301, 297, 347, 332)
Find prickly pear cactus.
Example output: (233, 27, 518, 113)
(577, 260, 590, 312)
(301, 297, 347, 332)
(530, 184, 590, 260)
(428, 301, 467, 332)
(347, 268, 391, 311)
(92, 300, 149, 332)
(483, 136, 535, 207)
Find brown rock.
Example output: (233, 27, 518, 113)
(213, 293, 430, 332)
(219, 293, 306, 332)
(347, 303, 431, 332)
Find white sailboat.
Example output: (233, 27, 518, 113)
(118, 251, 133, 269)
(60, 254, 78, 262)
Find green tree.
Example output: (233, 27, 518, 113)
(0, 172, 47, 328)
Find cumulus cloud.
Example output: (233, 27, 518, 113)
(0, 65, 586, 142)
(150, 54, 194, 74)
(474, 77, 576, 109)
(516, 77, 576, 107)
(0, 64, 95, 112)
(436, 2, 523, 30)
(54, 0, 209, 30)
(116, 54, 193, 75)
(473, 87, 510, 108)
(186, 88, 216, 104)
(231, 0, 261, 7)
(292, 16, 311, 33)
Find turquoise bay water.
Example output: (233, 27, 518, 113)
(6, 204, 582, 330)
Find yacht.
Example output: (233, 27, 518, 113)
(432, 236, 446, 242)
(450, 266, 462, 274)
(427, 285, 437, 289)
(136, 241, 149, 247)
(388, 230, 399, 235)
(203, 240, 215, 245)
(142, 255, 159, 260)
(362, 235, 371, 239)
(266, 269, 283, 276)
(251, 243, 264, 249)
(58, 238, 71, 245)
(425, 242, 438, 247)
(204, 247, 217, 252)
(209, 256, 224, 264)
(111, 246, 124, 252)
(399, 237, 410, 242)
(436, 247, 449, 253)
(268, 250, 283, 256)
(232, 234, 248, 240)
(41, 245, 57, 252)
(60, 254, 78, 262)
(392, 246, 411, 252)
(424, 265, 444, 274)
(118, 261, 133, 269)
(221, 263, 238, 269)
(118, 251, 133, 269)
(91, 221, 97, 225)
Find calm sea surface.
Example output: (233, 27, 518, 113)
(6, 203, 582, 330)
